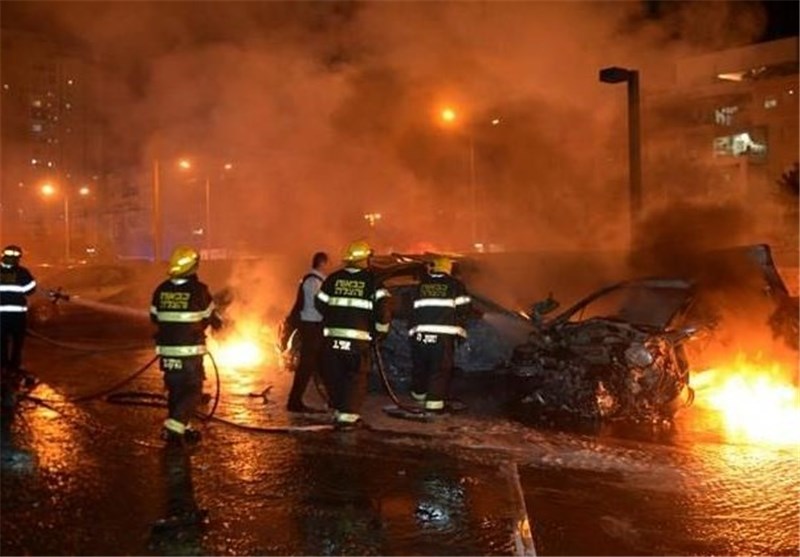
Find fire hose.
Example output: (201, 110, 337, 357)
(372, 342, 427, 416)
(17, 289, 332, 434)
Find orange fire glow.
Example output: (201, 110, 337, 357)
(690, 353, 800, 445)
(207, 321, 276, 370)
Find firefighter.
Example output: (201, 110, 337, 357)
(150, 246, 223, 445)
(286, 251, 330, 413)
(408, 255, 471, 413)
(315, 240, 390, 429)
(0, 245, 37, 374)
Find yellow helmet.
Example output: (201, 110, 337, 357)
(168, 246, 200, 277)
(430, 256, 453, 274)
(342, 240, 373, 264)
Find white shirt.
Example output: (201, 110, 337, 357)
(300, 269, 325, 322)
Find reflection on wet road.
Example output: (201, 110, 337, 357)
(2, 316, 798, 555)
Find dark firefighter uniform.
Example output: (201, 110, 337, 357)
(150, 246, 222, 443)
(0, 245, 37, 372)
(409, 256, 471, 412)
(315, 240, 390, 428)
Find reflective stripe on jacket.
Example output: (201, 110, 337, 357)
(316, 266, 391, 344)
(156, 344, 207, 357)
(409, 272, 470, 339)
(151, 274, 217, 360)
(0, 265, 36, 313)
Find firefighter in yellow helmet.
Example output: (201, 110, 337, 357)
(408, 255, 471, 413)
(150, 246, 223, 446)
(315, 240, 391, 429)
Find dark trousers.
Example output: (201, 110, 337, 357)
(162, 444, 200, 518)
(411, 334, 455, 402)
(0, 313, 27, 371)
(322, 339, 371, 414)
(288, 321, 324, 407)
(162, 356, 205, 426)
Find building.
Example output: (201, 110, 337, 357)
(1, 29, 104, 262)
(646, 37, 798, 239)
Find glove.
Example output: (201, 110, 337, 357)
(210, 311, 225, 331)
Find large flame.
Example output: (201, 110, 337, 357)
(690, 352, 800, 445)
(208, 320, 276, 370)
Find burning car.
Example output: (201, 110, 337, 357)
(276, 244, 797, 426)
(508, 279, 706, 424)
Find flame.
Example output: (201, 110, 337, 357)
(690, 353, 800, 445)
(208, 320, 276, 370)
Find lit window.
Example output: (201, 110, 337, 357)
(717, 71, 745, 82)
(32, 99, 42, 107)
(31, 158, 38, 165)
(47, 161, 54, 168)
(65, 102, 71, 109)
(764, 97, 778, 109)
(2, 84, 9, 90)
(714, 106, 738, 126)
(31, 123, 42, 132)
(67, 79, 74, 86)
(713, 131, 767, 158)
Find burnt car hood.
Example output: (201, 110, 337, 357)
(539, 278, 696, 333)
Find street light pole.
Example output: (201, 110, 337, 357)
(599, 66, 642, 247)
(64, 195, 70, 262)
(204, 175, 211, 252)
(152, 158, 162, 261)
(468, 135, 477, 247)
(627, 71, 642, 225)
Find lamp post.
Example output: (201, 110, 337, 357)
(152, 158, 162, 261)
(439, 106, 478, 246)
(177, 158, 232, 254)
(599, 66, 642, 246)
(41, 182, 90, 262)
(437, 106, 500, 250)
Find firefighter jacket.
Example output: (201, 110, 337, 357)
(0, 264, 37, 315)
(150, 274, 222, 358)
(409, 272, 471, 338)
(315, 266, 391, 345)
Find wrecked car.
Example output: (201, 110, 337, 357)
(508, 278, 705, 424)
(279, 244, 796, 425)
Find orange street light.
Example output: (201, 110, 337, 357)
(435, 105, 502, 249)
(178, 158, 192, 170)
(440, 107, 457, 125)
(39, 182, 89, 261)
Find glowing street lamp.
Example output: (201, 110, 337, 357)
(40, 182, 90, 261)
(436, 105, 482, 248)
(176, 158, 234, 252)
(440, 107, 457, 124)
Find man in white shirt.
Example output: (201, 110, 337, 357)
(287, 251, 330, 413)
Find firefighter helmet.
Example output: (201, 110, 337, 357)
(342, 240, 372, 264)
(2, 244, 22, 266)
(168, 246, 199, 277)
(430, 256, 453, 274)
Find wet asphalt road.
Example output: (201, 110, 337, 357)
(2, 311, 799, 556)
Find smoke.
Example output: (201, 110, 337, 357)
(4, 0, 782, 301)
